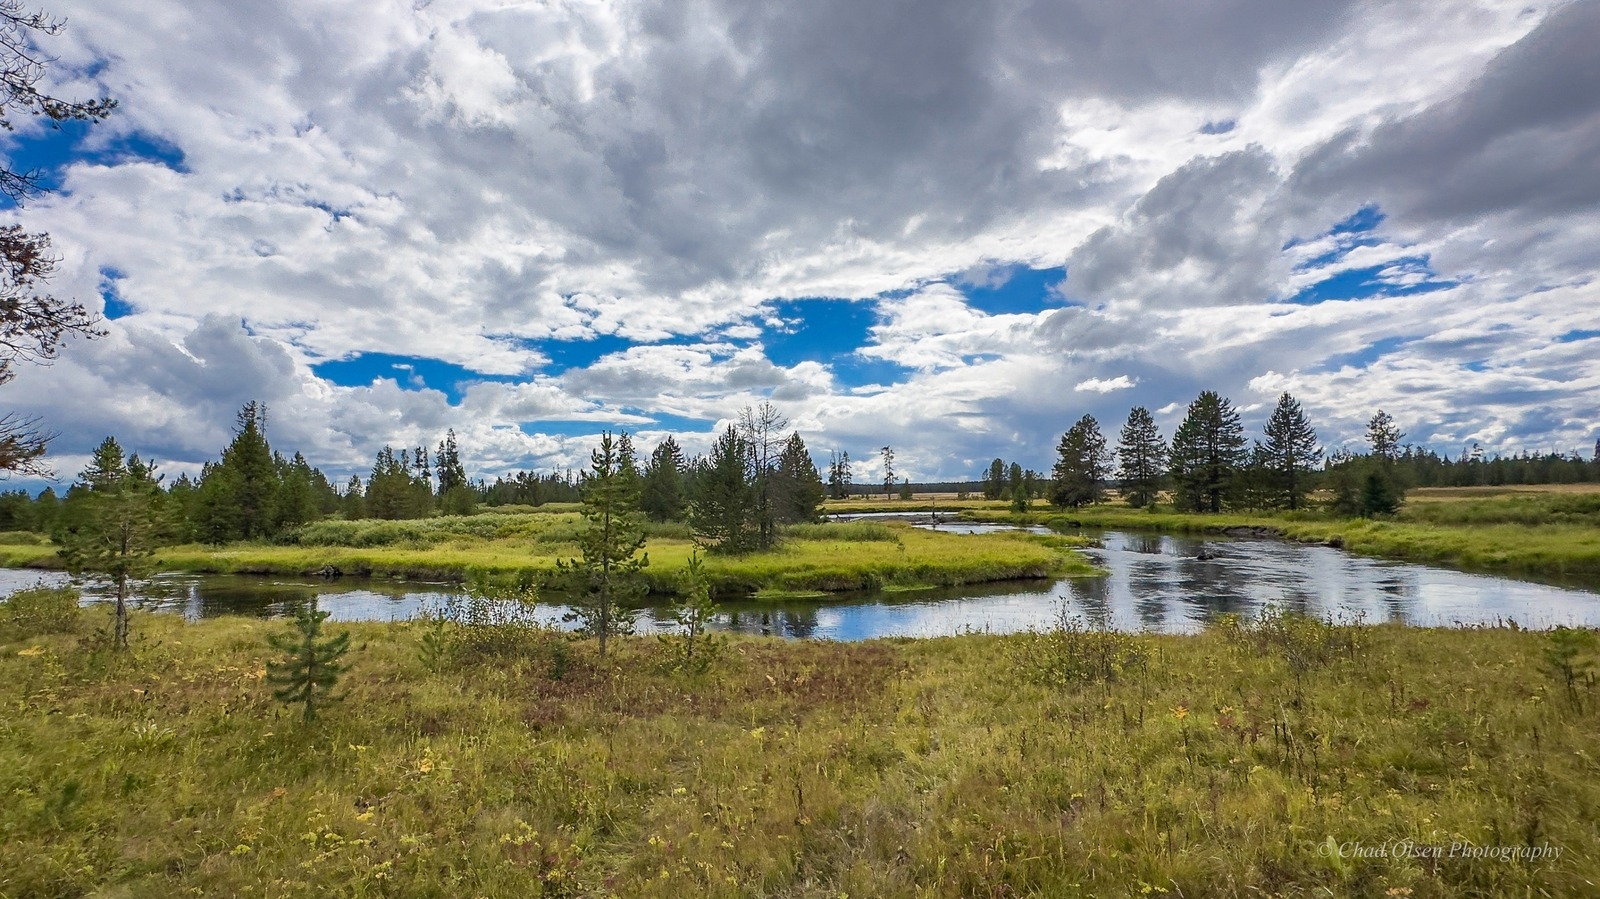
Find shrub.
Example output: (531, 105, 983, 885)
(419, 583, 568, 677)
(1214, 607, 1364, 691)
(1010, 606, 1150, 686)
(0, 584, 80, 638)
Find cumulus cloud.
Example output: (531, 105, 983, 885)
(0, 0, 1594, 485)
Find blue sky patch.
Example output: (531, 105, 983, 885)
(1285, 205, 1386, 267)
(1287, 256, 1456, 305)
(760, 298, 877, 368)
(313, 353, 518, 403)
(1314, 335, 1414, 372)
(537, 333, 640, 373)
(98, 267, 136, 319)
(0, 121, 186, 207)
(1556, 329, 1600, 343)
(957, 265, 1067, 315)
(1199, 119, 1236, 135)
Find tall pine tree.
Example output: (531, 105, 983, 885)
(1115, 407, 1168, 508)
(1169, 391, 1248, 513)
(773, 432, 825, 524)
(1261, 392, 1321, 510)
(1049, 415, 1110, 508)
(195, 402, 282, 541)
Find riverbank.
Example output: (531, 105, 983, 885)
(3, 601, 1595, 897)
(0, 521, 1098, 596)
(968, 499, 1600, 579)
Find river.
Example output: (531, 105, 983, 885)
(2, 528, 1596, 639)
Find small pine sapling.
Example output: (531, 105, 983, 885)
(660, 552, 724, 673)
(267, 598, 351, 722)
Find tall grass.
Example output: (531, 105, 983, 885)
(2, 608, 1596, 896)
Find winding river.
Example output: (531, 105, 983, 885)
(2, 528, 1597, 639)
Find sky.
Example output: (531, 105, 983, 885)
(2, 0, 1598, 488)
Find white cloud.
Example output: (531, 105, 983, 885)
(0, 0, 1594, 486)
(1074, 376, 1136, 394)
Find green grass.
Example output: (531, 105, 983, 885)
(1, 519, 1097, 596)
(3, 602, 1597, 897)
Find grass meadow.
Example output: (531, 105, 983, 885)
(2, 591, 1597, 897)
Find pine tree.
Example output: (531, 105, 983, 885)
(773, 432, 825, 524)
(1115, 407, 1168, 508)
(1010, 480, 1030, 512)
(561, 432, 648, 657)
(983, 458, 1007, 500)
(195, 402, 282, 540)
(342, 475, 366, 520)
(1261, 392, 1322, 510)
(434, 430, 476, 515)
(1367, 410, 1404, 461)
(266, 597, 350, 723)
(827, 450, 854, 500)
(691, 425, 756, 554)
(881, 446, 896, 498)
(1050, 414, 1111, 508)
(54, 440, 173, 649)
(641, 436, 688, 522)
(365, 446, 421, 519)
(1169, 391, 1248, 513)
(659, 552, 724, 673)
(1360, 469, 1400, 517)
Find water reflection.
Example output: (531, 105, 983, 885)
(3, 529, 1598, 638)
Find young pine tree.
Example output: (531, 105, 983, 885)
(55, 440, 174, 649)
(1169, 391, 1248, 513)
(1050, 414, 1111, 509)
(659, 551, 724, 673)
(266, 597, 351, 723)
(1261, 392, 1322, 510)
(1116, 407, 1168, 508)
(562, 432, 648, 657)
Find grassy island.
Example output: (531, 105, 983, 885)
(2, 598, 1596, 897)
(0, 516, 1098, 597)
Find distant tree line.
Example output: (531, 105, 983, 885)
(1025, 393, 1600, 518)
(0, 400, 833, 556)
(1, 394, 1596, 539)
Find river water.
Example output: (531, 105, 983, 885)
(2, 529, 1596, 639)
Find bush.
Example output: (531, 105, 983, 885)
(1214, 607, 1364, 679)
(0, 585, 80, 638)
(0, 531, 49, 545)
(1010, 607, 1150, 686)
(418, 583, 568, 677)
